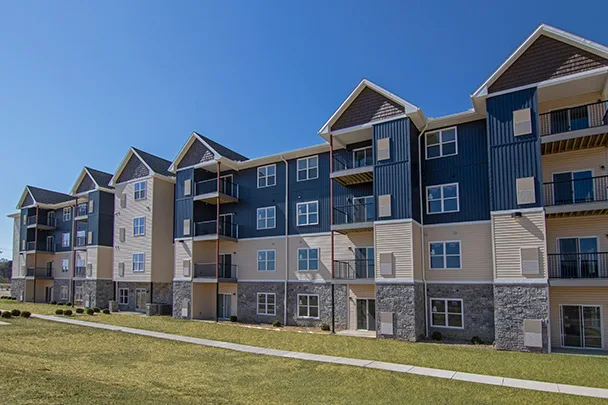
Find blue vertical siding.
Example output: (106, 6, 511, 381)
(87, 190, 114, 246)
(174, 169, 194, 238)
(51, 206, 73, 252)
(487, 88, 542, 211)
(409, 120, 421, 223)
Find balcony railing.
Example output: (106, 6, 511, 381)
(548, 252, 608, 279)
(75, 266, 86, 278)
(76, 204, 88, 217)
(194, 220, 238, 239)
(333, 259, 375, 280)
(333, 152, 373, 173)
(333, 202, 375, 225)
(26, 241, 36, 251)
(26, 267, 53, 278)
(27, 215, 57, 228)
(543, 175, 608, 207)
(27, 215, 37, 226)
(193, 263, 238, 279)
(540, 100, 608, 137)
(75, 236, 87, 248)
(195, 178, 239, 199)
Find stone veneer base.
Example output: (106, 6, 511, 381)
(375, 282, 425, 341)
(116, 281, 173, 312)
(11, 278, 25, 301)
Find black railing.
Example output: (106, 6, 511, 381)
(27, 215, 37, 225)
(548, 253, 608, 279)
(194, 220, 238, 239)
(41, 242, 56, 253)
(75, 267, 86, 278)
(543, 175, 608, 206)
(75, 236, 87, 247)
(27, 215, 57, 227)
(333, 152, 373, 173)
(540, 100, 608, 137)
(195, 178, 239, 199)
(76, 204, 88, 217)
(26, 241, 36, 251)
(333, 259, 375, 279)
(26, 268, 53, 278)
(333, 202, 375, 225)
(193, 263, 238, 279)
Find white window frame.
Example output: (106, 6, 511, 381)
(133, 253, 145, 272)
(352, 146, 373, 168)
(426, 183, 459, 214)
(257, 164, 276, 188)
(256, 293, 276, 316)
(297, 156, 319, 182)
(63, 207, 71, 221)
(297, 248, 319, 271)
(257, 249, 276, 272)
(134, 181, 147, 200)
(119, 288, 129, 305)
(297, 294, 320, 319)
(133, 217, 145, 236)
(256, 206, 276, 230)
(430, 298, 464, 329)
(62, 233, 70, 248)
(60, 285, 68, 301)
(429, 241, 462, 270)
(61, 259, 69, 272)
(296, 201, 319, 226)
(425, 127, 458, 159)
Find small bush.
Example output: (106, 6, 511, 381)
(11, 297, 17, 301)
(471, 336, 485, 345)
(11, 309, 21, 317)
(102, 309, 110, 314)
(20, 311, 31, 318)
(93, 307, 100, 313)
(63, 309, 73, 316)
(431, 331, 443, 341)
(1, 311, 11, 319)
(0, 296, 6, 299)
(57, 302, 64, 306)
(321, 323, 331, 331)
(229, 315, 237, 322)
(55, 309, 64, 315)
(86, 309, 94, 316)
(76, 308, 84, 314)
(50, 300, 57, 305)
(272, 320, 282, 328)
(66, 302, 73, 307)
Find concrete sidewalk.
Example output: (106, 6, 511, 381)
(30, 314, 608, 400)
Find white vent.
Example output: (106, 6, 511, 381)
(88, 231, 93, 244)
(183, 219, 191, 236)
(88, 200, 94, 214)
(119, 228, 126, 243)
(118, 262, 125, 277)
(378, 195, 392, 217)
(183, 260, 191, 277)
(513, 108, 532, 136)
(523, 319, 543, 347)
(120, 194, 127, 208)
(376, 138, 390, 161)
(380, 312, 393, 335)
(516, 177, 536, 205)
(379, 253, 393, 275)
(521, 247, 540, 275)
(22, 215, 27, 225)
(87, 263, 93, 276)
(184, 179, 192, 196)
(181, 299, 190, 318)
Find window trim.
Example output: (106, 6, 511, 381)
(428, 240, 462, 270)
(256, 293, 276, 316)
(297, 248, 320, 271)
(60, 285, 68, 301)
(119, 288, 129, 305)
(296, 155, 319, 182)
(257, 249, 277, 272)
(352, 146, 373, 168)
(63, 207, 71, 221)
(426, 183, 460, 215)
(133, 216, 146, 236)
(61, 259, 69, 272)
(430, 298, 464, 329)
(297, 294, 320, 319)
(134, 181, 147, 200)
(62, 233, 70, 248)
(296, 201, 319, 226)
(257, 164, 277, 189)
(425, 126, 458, 160)
(256, 206, 276, 230)
(132, 253, 145, 272)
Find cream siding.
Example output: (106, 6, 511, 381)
(492, 210, 547, 280)
(224, 237, 286, 281)
(549, 286, 608, 349)
(86, 246, 113, 279)
(192, 283, 215, 320)
(348, 284, 375, 331)
(174, 239, 193, 279)
(546, 216, 608, 254)
(150, 177, 175, 283)
(538, 92, 602, 114)
(374, 221, 413, 280)
(542, 148, 608, 183)
(424, 222, 493, 282)
(412, 222, 422, 280)
(52, 252, 72, 279)
(34, 280, 53, 302)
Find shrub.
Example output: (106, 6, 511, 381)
(11, 297, 17, 301)
(1, 311, 11, 319)
(63, 309, 73, 316)
(50, 300, 57, 305)
(272, 320, 282, 328)
(0, 296, 5, 299)
(229, 315, 237, 322)
(93, 307, 100, 313)
(11, 309, 21, 317)
(471, 336, 485, 345)
(86, 309, 94, 316)
(66, 302, 73, 307)
(321, 323, 331, 331)
(431, 331, 443, 341)
(76, 308, 84, 314)
(102, 309, 110, 314)
(57, 302, 64, 306)
(55, 309, 64, 315)
(20, 311, 31, 318)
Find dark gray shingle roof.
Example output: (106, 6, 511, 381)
(28, 186, 74, 205)
(85, 167, 114, 189)
(195, 132, 248, 161)
(132, 147, 174, 177)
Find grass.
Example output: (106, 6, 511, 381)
(2, 301, 608, 390)
(0, 317, 604, 404)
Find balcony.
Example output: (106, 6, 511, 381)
(75, 266, 86, 278)
(543, 175, 608, 216)
(24, 241, 54, 252)
(333, 259, 375, 281)
(25, 267, 53, 278)
(193, 263, 238, 281)
(75, 204, 88, 220)
(75, 236, 87, 250)
(26, 215, 56, 230)
(331, 152, 374, 186)
(332, 201, 375, 233)
(540, 100, 608, 154)
(194, 178, 239, 204)
(548, 253, 608, 285)
(194, 219, 238, 241)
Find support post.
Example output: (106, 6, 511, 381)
(329, 134, 335, 333)
(33, 206, 39, 303)
(215, 161, 221, 321)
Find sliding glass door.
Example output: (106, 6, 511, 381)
(561, 305, 602, 349)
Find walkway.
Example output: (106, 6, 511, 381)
(32, 314, 608, 400)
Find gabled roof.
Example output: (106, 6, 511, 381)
(109, 147, 174, 186)
(70, 167, 114, 195)
(169, 132, 248, 172)
(472, 24, 608, 98)
(17, 185, 74, 209)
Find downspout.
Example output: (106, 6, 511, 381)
(280, 155, 289, 326)
(329, 134, 335, 333)
(417, 123, 429, 338)
(215, 161, 221, 322)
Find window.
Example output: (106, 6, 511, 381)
(257, 250, 276, 271)
(353, 147, 373, 168)
(62, 233, 70, 248)
(257, 293, 276, 315)
(257, 164, 276, 188)
(427, 183, 459, 214)
(256, 206, 276, 230)
(63, 207, 71, 221)
(134, 181, 146, 200)
(431, 298, 463, 329)
(297, 156, 318, 181)
(133, 253, 145, 272)
(133, 217, 145, 236)
(429, 241, 461, 269)
(297, 201, 318, 226)
(119, 288, 129, 305)
(61, 259, 69, 272)
(74, 286, 83, 303)
(426, 127, 457, 159)
(60, 286, 68, 301)
(297, 294, 319, 318)
(298, 248, 319, 271)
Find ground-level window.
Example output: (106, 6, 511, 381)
(119, 288, 129, 305)
(430, 298, 463, 329)
(257, 293, 276, 315)
(60, 286, 68, 301)
(74, 286, 83, 303)
(297, 294, 319, 319)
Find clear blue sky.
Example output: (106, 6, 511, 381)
(1, 1, 606, 259)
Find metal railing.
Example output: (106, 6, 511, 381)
(26, 268, 53, 278)
(333, 152, 373, 173)
(75, 236, 87, 247)
(26, 241, 36, 251)
(333, 201, 375, 225)
(75, 266, 86, 278)
(543, 175, 608, 206)
(195, 178, 239, 199)
(27, 215, 56, 227)
(539, 100, 608, 136)
(548, 252, 608, 279)
(194, 220, 239, 239)
(333, 259, 375, 279)
(193, 263, 238, 279)
(42, 242, 56, 252)
(27, 215, 37, 225)
(76, 204, 88, 217)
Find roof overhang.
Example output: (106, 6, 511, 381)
(169, 132, 223, 173)
(16, 187, 36, 210)
(426, 110, 486, 131)
(70, 167, 104, 196)
(109, 147, 155, 187)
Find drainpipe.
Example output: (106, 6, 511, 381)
(417, 123, 429, 338)
(215, 161, 221, 321)
(329, 134, 335, 333)
(280, 155, 289, 326)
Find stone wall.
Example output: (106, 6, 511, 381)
(237, 282, 284, 324)
(286, 282, 347, 329)
(53, 279, 71, 303)
(427, 284, 494, 343)
(153, 282, 173, 306)
(11, 278, 25, 301)
(494, 283, 549, 352)
(116, 282, 155, 312)
(81, 279, 113, 309)
(376, 283, 424, 341)
(172, 281, 192, 318)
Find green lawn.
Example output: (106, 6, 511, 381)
(0, 317, 603, 404)
(2, 301, 608, 390)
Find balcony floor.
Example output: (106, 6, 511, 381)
(194, 192, 238, 204)
(545, 202, 608, 217)
(541, 126, 608, 155)
(331, 222, 374, 234)
(331, 166, 373, 186)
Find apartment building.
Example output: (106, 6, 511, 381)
(9, 24, 608, 352)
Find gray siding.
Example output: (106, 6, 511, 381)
(177, 140, 215, 169)
(76, 173, 95, 194)
(116, 154, 150, 184)
(331, 87, 405, 131)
